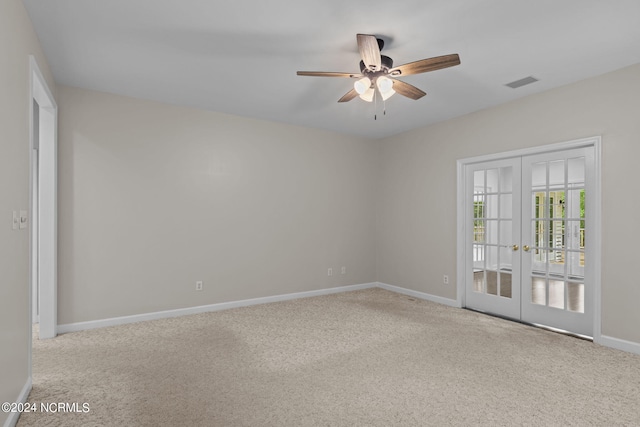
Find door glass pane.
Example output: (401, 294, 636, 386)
(568, 282, 585, 313)
(532, 162, 546, 189)
(548, 280, 565, 309)
(500, 246, 512, 271)
(486, 195, 499, 218)
(565, 220, 582, 250)
(550, 249, 565, 268)
(532, 248, 548, 268)
(486, 271, 498, 295)
(499, 220, 512, 245)
(499, 246, 512, 299)
(500, 167, 513, 192)
(567, 157, 585, 185)
(500, 194, 513, 219)
(485, 220, 498, 244)
(549, 191, 565, 219)
(474, 170, 485, 189)
(549, 160, 565, 186)
(533, 220, 548, 249)
(567, 250, 584, 277)
(486, 245, 498, 270)
(474, 220, 485, 243)
(473, 244, 485, 268)
(531, 277, 546, 305)
(500, 272, 512, 298)
(474, 195, 485, 217)
(473, 270, 485, 293)
(533, 191, 546, 219)
(550, 220, 565, 250)
(486, 169, 499, 192)
(567, 188, 584, 219)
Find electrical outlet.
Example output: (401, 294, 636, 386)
(443, 275, 449, 285)
(195, 281, 203, 291)
(341, 266, 346, 275)
(327, 268, 333, 277)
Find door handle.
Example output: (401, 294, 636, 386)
(512, 245, 519, 251)
(523, 245, 530, 252)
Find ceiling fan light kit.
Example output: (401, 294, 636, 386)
(380, 88, 395, 102)
(297, 33, 461, 115)
(377, 76, 393, 93)
(359, 87, 375, 102)
(354, 77, 372, 95)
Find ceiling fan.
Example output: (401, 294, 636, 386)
(297, 34, 460, 104)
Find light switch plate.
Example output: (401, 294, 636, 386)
(19, 210, 28, 229)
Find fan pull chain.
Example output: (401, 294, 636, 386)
(372, 92, 388, 120)
(374, 90, 377, 120)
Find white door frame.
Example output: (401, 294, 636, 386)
(29, 55, 58, 341)
(456, 136, 602, 340)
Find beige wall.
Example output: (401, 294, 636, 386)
(56, 63, 640, 346)
(0, 23, 640, 423)
(56, 86, 377, 324)
(0, 0, 55, 424)
(377, 63, 640, 344)
(4, 17, 638, 419)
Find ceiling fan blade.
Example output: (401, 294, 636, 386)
(391, 79, 426, 100)
(389, 54, 460, 76)
(357, 34, 382, 71)
(338, 89, 359, 103)
(297, 71, 360, 78)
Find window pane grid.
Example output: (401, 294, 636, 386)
(471, 167, 513, 299)
(529, 158, 585, 313)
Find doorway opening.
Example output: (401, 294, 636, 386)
(29, 56, 57, 342)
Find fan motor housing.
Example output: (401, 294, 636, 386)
(359, 55, 394, 75)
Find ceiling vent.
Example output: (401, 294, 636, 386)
(505, 76, 539, 89)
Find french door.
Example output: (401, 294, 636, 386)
(466, 158, 522, 319)
(464, 146, 595, 337)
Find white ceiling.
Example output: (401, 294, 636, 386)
(23, 0, 640, 139)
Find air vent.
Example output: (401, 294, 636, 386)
(505, 76, 539, 89)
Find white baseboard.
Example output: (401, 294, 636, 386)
(377, 282, 460, 308)
(52, 281, 640, 357)
(376, 284, 640, 355)
(57, 283, 378, 334)
(3, 378, 32, 427)
(596, 334, 640, 356)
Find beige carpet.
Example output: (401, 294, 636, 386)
(18, 288, 640, 426)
